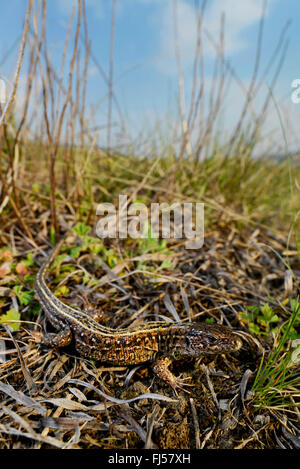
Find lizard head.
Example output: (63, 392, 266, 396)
(171, 322, 242, 359)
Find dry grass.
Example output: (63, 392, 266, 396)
(0, 0, 299, 449)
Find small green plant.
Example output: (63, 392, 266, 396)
(135, 221, 174, 272)
(0, 309, 21, 331)
(13, 285, 35, 306)
(50, 225, 56, 246)
(241, 303, 281, 337)
(22, 252, 35, 268)
(251, 299, 300, 413)
(54, 285, 70, 297)
(72, 222, 108, 257)
(72, 222, 91, 238)
(205, 317, 215, 324)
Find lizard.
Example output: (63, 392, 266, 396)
(34, 238, 243, 393)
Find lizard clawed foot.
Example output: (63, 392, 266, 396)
(152, 357, 194, 396)
(172, 374, 194, 395)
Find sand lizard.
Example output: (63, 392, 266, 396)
(34, 239, 242, 393)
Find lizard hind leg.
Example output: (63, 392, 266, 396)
(41, 324, 72, 349)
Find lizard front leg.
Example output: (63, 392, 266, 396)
(152, 356, 193, 395)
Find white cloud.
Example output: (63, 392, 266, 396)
(153, 0, 276, 74)
(205, 0, 274, 54)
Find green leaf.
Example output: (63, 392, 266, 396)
(55, 286, 69, 297)
(0, 309, 21, 331)
(50, 226, 56, 246)
(88, 243, 104, 255)
(205, 317, 215, 324)
(24, 274, 36, 283)
(72, 222, 91, 238)
(268, 314, 279, 323)
(82, 274, 90, 285)
(241, 311, 254, 322)
(249, 323, 262, 335)
(261, 303, 275, 322)
(158, 259, 173, 270)
(246, 305, 260, 316)
(32, 182, 40, 193)
(23, 252, 35, 267)
(13, 286, 34, 306)
(290, 299, 300, 318)
(69, 246, 82, 258)
(52, 253, 67, 271)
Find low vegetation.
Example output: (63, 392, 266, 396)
(0, 0, 299, 449)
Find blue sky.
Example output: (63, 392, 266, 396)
(1, 0, 300, 153)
